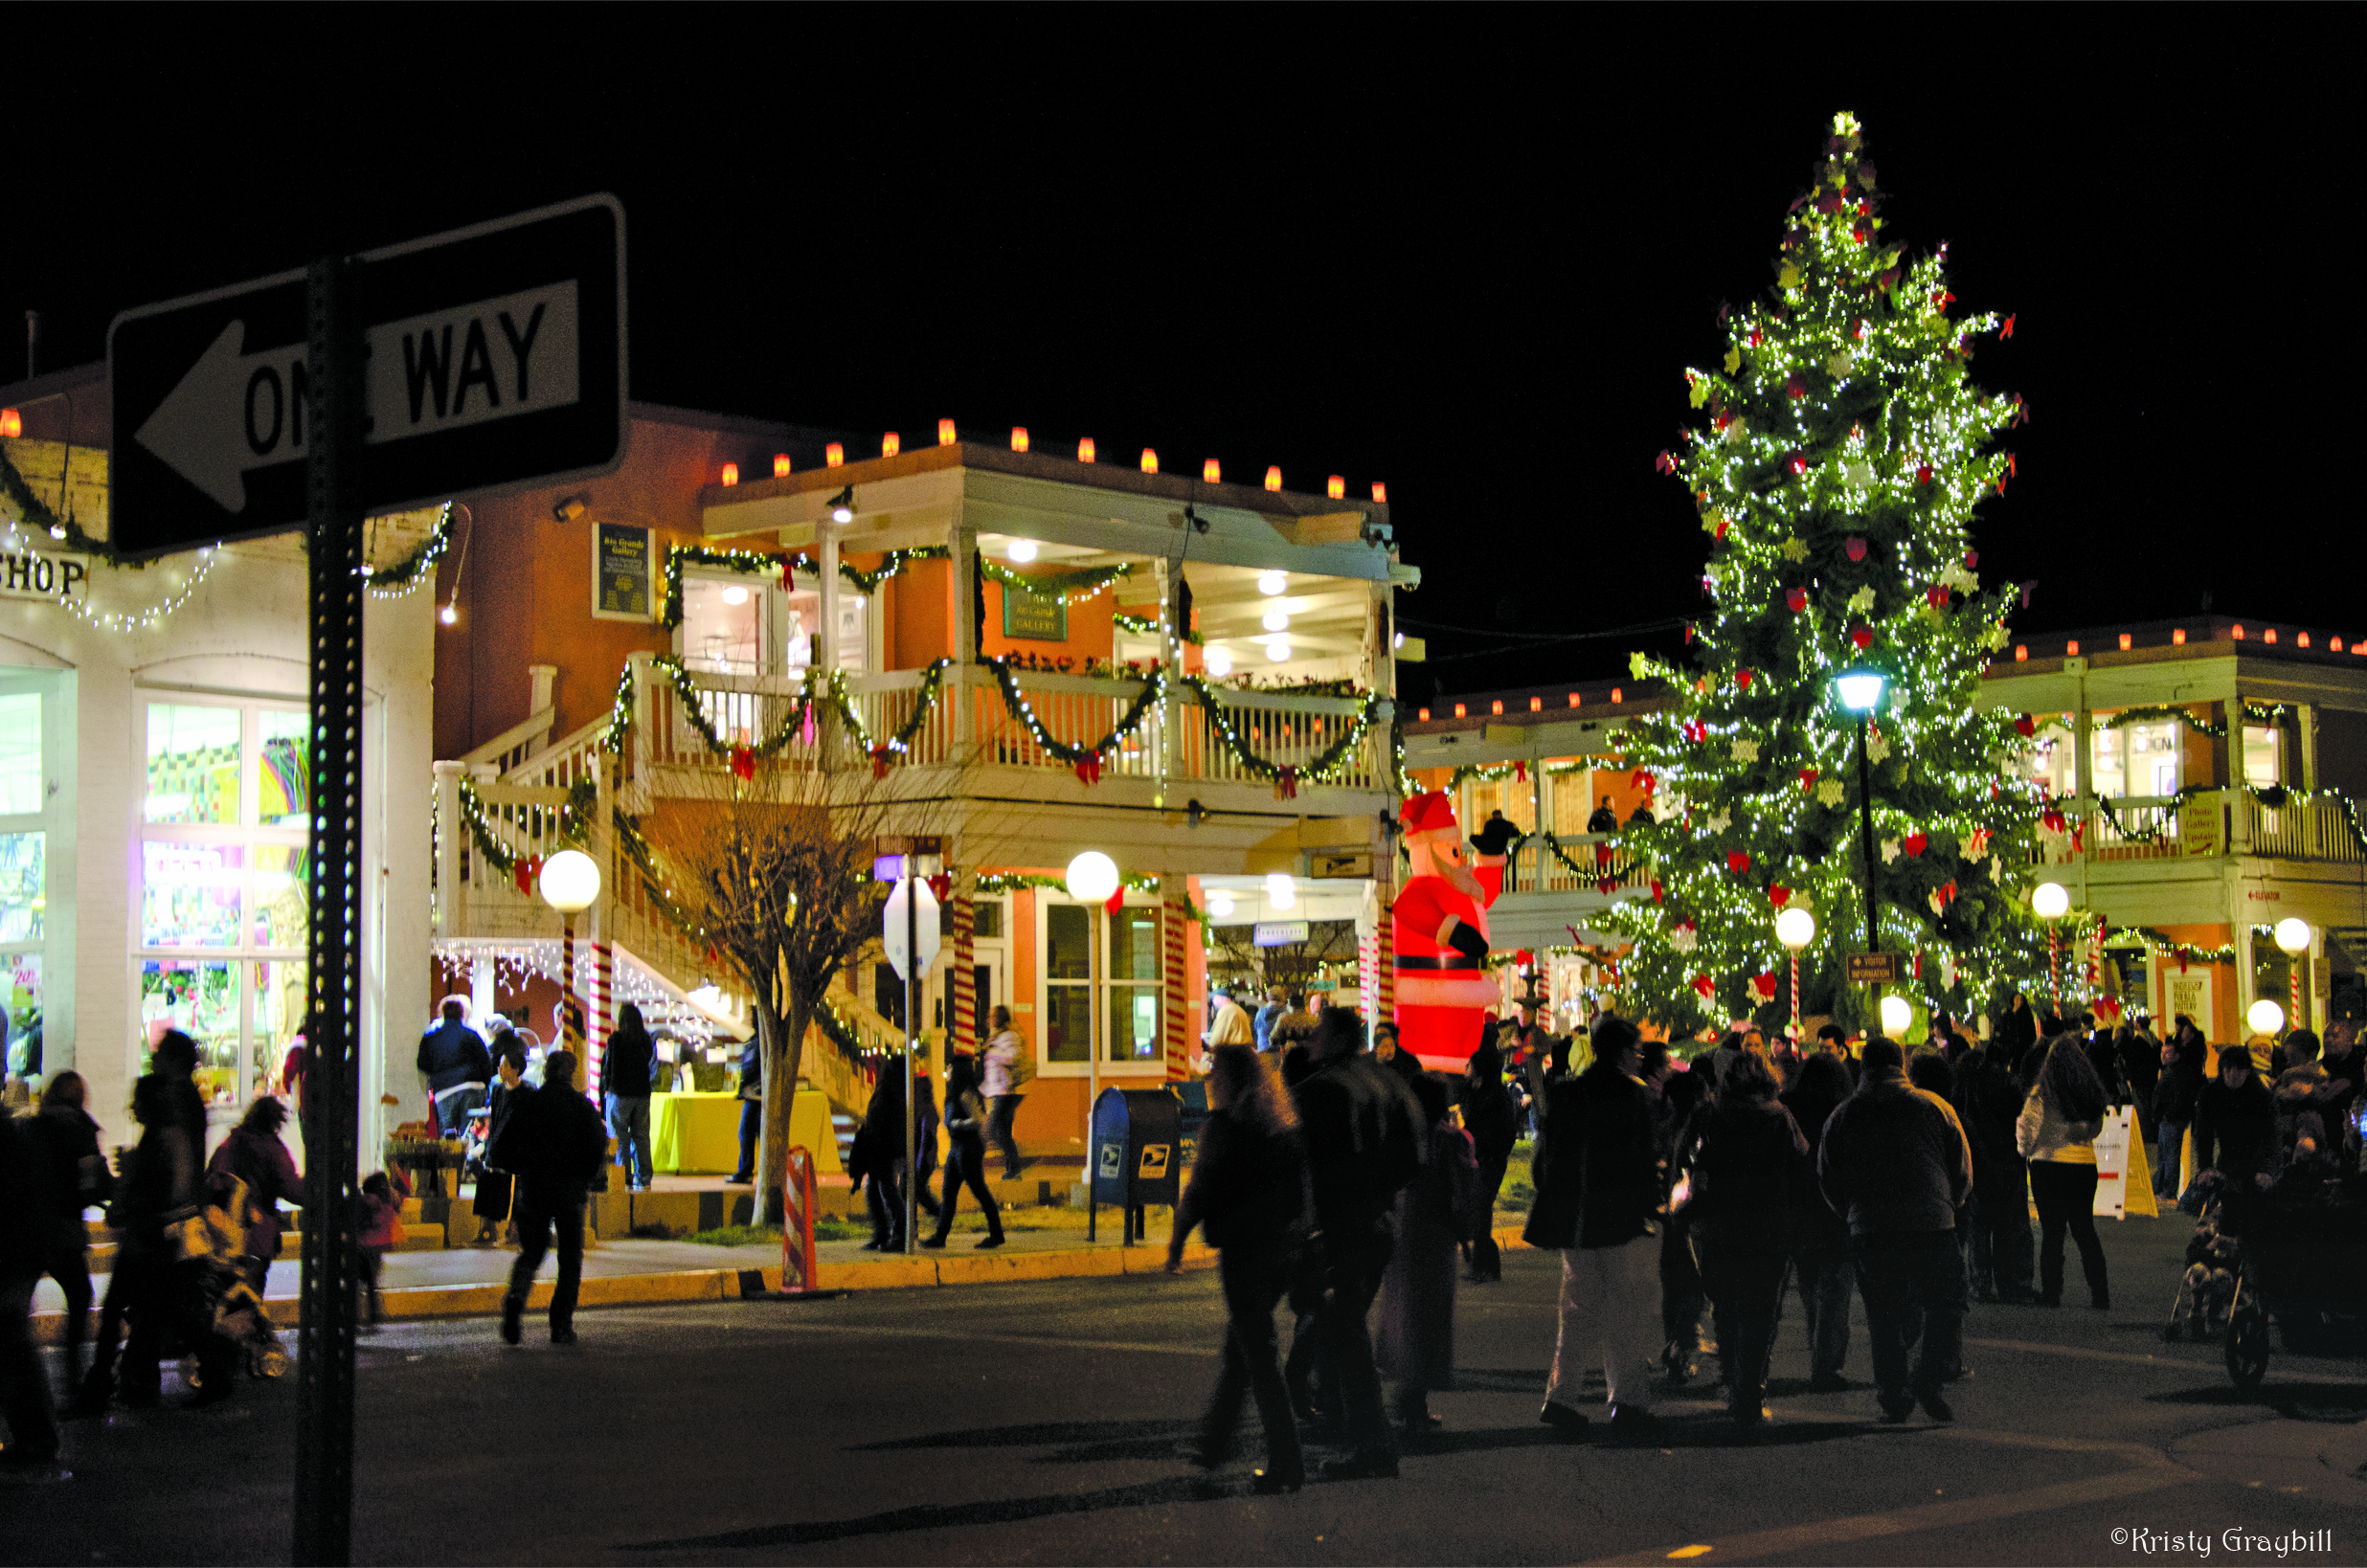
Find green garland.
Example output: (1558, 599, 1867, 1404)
(650, 655, 823, 760)
(2087, 780, 2367, 856)
(971, 869, 1209, 929)
(1112, 612, 1204, 646)
(840, 546, 951, 594)
(986, 656, 1165, 764)
(363, 504, 457, 596)
(453, 776, 595, 877)
(979, 556, 1133, 604)
(823, 659, 953, 758)
(0, 450, 124, 564)
(1178, 674, 1383, 785)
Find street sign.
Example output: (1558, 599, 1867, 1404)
(884, 878, 941, 982)
(1847, 952, 1903, 984)
(108, 193, 625, 559)
(1253, 920, 1311, 947)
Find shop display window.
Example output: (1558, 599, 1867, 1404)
(0, 833, 40, 943)
(1044, 903, 1092, 1063)
(1106, 908, 1162, 1062)
(138, 696, 310, 1117)
(2242, 725, 2283, 787)
(0, 953, 40, 1081)
(0, 693, 41, 817)
(2092, 718, 2180, 798)
(1038, 897, 1163, 1070)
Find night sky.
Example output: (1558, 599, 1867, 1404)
(9, 14, 2353, 705)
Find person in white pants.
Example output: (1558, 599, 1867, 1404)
(1522, 1014, 1662, 1443)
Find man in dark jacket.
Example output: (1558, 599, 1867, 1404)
(0, 1107, 63, 1478)
(2119, 1021, 2163, 1148)
(418, 998, 493, 1134)
(490, 1050, 610, 1346)
(1460, 1042, 1520, 1283)
(1819, 1036, 1972, 1424)
(1524, 1014, 1662, 1443)
(2155, 1022, 2207, 1199)
(2193, 1049, 2276, 1187)
(1292, 1005, 1424, 1480)
(728, 1034, 762, 1185)
(1953, 1043, 2035, 1303)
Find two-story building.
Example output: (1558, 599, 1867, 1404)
(431, 418, 1412, 1175)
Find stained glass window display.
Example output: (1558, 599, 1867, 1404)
(142, 958, 238, 1108)
(259, 710, 310, 826)
(143, 842, 243, 948)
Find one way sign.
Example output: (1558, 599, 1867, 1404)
(108, 193, 624, 559)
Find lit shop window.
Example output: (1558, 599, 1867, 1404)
(2091, 719, 2180, 799)
(139, 697, 311, 1115)
(0, 681, 56, 1084)
(0, 952, 41, 1083)
(0, 693, 42, 815)
(1038, 897, 1163, 1070)
(1106, 907, 1162, 1064)
(2242, 725, 2283, 787)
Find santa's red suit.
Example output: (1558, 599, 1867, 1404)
(1391, 792, 1505, 1070)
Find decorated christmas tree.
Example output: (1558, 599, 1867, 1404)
(1608, 110, 2049, 1035)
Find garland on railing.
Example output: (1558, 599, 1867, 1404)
(611, 807, 710, 945)
(2083, 781, 2367, 857)
(1178, 674, 1385, 795)
(969, 870, 1210, 929)
(985, 656, 1165, 775)
(454, 776, 596, 881)
(653, 655, 822, 761)
(2099, 923, 2240, 968)
(823, 659, 953, 774)
(1111, 612, 1204, 646)
(979, 556, 1133, 604)
(362, 504, 458, 597)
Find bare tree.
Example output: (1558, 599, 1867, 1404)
(639, 762, 894, 1225)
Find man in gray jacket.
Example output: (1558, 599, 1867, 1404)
(1818, 1035, 1972, 1423)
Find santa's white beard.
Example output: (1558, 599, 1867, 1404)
(1409, 841, 1484, 901)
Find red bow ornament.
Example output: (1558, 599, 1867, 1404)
(1597, 876, 1618, 895)
(2014, 714, 2037, 737)
(1750, 973, 1778, 1001)
(1074, 754, 1104, 786)
(1650, 879, 1665, 903)
(1272, 765, 1299, 801)
(1799, 768, 1819, 791)
(1903, 832, 1927, 857)
(1594, 841, 1613, 867)
(869, 745, 895, 781)
(1770, 885, 1791, 907)
(1692, 974, 1716, 999)
(1514, 760, 1527, 783)
(512, 855, 545, 896)
(927, 873, 953, 903)
(1726, 851, 1751, 875)
(730, 746, 756, 781)
(778, 556, 800, 591)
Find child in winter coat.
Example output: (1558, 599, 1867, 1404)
(356, 1167, 412, 1328)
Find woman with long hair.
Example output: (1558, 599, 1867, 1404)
(1168, 1044, 1311, 1493)
(921, 1054, 1003, 1249)
(2017, 1037, 2112, 1309)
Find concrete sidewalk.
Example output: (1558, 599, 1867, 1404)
(30, 1220, 1535, 1343)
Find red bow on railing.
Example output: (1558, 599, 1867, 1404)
(731, 746, 756, 781)
(1594, 842, 1612, 866)
(1596, 876, 1617, 895)
(1273, 766, 1299, 801)
(512, 855, 544, 896)
(1074, 754, 1103, 786)
(928, 873, 954, 904)
(1514, 760, 1528, 783)
(870, 745, 895, 781)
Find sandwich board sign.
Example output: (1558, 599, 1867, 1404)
(107, 192, 625, 559)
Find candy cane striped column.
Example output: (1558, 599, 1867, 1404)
(588, 940, 613, 1092)
(1161, 884, 1189, 1081)
(950, 888, 977, 1055)
(1360, 928, 1379, 1025)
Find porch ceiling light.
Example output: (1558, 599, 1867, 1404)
(827, 485, 855, 525)
(1007, 539, 1039, 563)
(1205, 646, 1233, 677)
(1264, 872, 1296, 911)
(1258, 571, 1287, 596)
(1206, 889, 1235, 917)
(720, 585, 750, 606)
(1262, 638, 1289, 661)
(1261, 607, 1290, 633)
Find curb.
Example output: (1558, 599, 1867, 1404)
(32, 1222, 1535, 1343)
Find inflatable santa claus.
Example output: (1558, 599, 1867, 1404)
(1392, 790, 1509, 1070)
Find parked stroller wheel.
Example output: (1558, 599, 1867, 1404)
(2226, 1303, 2270, 1390)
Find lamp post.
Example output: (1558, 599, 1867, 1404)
(2247, 998, 2287, 1040)
(1833, 668, 1888, 1026)
(2274, 917, 2312, 1035)
(1776, 906, 1815, 1038)
(876, 838, 943, 1255)
(1066, 850, 1119, 1243)
(2032, 881, 2070, 1014)
(538, 849, 601, 1054)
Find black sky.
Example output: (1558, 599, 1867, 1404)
(8, 12, 2355, 704)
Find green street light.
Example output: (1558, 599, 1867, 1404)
(1832, 667, 1887, 958)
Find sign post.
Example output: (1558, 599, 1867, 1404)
(109, 195, 625, 1568)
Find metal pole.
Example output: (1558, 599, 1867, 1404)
(903, 859, 918, 1255)
(294, 254, 363, 1568)
(1086, 905, 1101, 1243)
(1856, 713, 1879, 952)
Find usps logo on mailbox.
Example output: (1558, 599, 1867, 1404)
(1138, 1144, 1171, 1179)
(1098, 1143, 1123, 1178)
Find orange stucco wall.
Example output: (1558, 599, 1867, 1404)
(978, 579, 1117, 667)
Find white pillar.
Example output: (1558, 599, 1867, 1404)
(471, 957, 496, 1025)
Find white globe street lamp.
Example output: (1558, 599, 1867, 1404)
(1064, 851, 1119, 905)
(1879, 993, 1913, 1039)
(1776, 907, 1815, 1034)
(1065, 849, 1119, 1243)
(2274, 917, 2313, 1033)
(2248, 997, 2287, 1039)
(2031, 881, 2070, 1013)
(538, 849, 602, 1048)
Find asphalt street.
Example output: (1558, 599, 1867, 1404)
(8, 1215, 2366, 1566)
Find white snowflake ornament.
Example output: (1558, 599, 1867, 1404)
(1731, 738, 1760, 762)
(1847, 585, 1877, 614)
(1816, 779, 1845, 806)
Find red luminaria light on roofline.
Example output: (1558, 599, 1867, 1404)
(938, 418, 957, 446)
(1265, 466, 1282, 491)
(2265, 628, 2279, 644)
(1371, 482, 1387, 503)
(2174, 628, 2187, 644)
(826, 443, 845, 468)
(2119, 634, 2131, 650)
(1327, 476, 1344, 499)
(1078, 437, 1096, 462)
(720, 462, 738, 486)
(1011, 427, 1029, 453)
(1140, 448, 1158, 474)
(1204, 459, 1221, 482)
(774, 453, 791, 478)
(882, 432, 900, 458)
(0, 409, 21, 437)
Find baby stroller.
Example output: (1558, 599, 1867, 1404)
(181, 1174, 287, 1385)
(2215, 1172, 2367, 1389)
(2164, 1174, 2238, 1343)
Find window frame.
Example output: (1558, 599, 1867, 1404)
(1032, 890, 1165, 1078)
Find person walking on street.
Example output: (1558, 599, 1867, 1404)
(490, 1049, 609, 1346)
(2193, 1043, 2277, 1191)
(600, 1002, 659, 1193)
(1689, 1052, 1809, 1428)
(2153, 1024, 2205, 1201)
(921, 1055, 1004, 1249)
(1167, 1044, 1313, 1494)
(851, 1067, 911, 1251)
(354, 1169, 409, 1330)
(27, 1072, 105, 1399)
(1378, 1073, 1475, 1439)
(205, 1096, 301, 1367)
(2017, 1037, 2113, 1309)
(0, 1106, 64, 1481)
(981, 1006, 1031, 1181)
(2119, 1019, 2163, 1150)
(1460, 1042, 1519, 1283)
(418, 997, 492, 1135)
(1955, 1040, 2036, 1303)
(472, 1039, 529, 1244)
(1780, 1053, 1858, 1388)
(1206, 988, 1254, 1049)
(727, 1032, 761, 1185)
(1253, 984, 1287, 1053)
(1293, 1003, 1425, 1480)
(1526, 1013, 1664, 1445)
(1818, 1036, 1972, 1424)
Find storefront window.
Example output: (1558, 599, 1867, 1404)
(146, 705, 241, 824)
(2242, 725, 2282, 787)
(0, 833, 40, 942)
(139, 696, 309, 1118)
(2092, 719, 2180, 798)
(682, 577, 767, 675)
(142, 958, 239, 1109)
(1106, 907, 1161, 1063)
(2027, 717, 2076, 798)
(1044, 903, 1092, 1063)
(0, 693, 41, 816)
(0, 953, 40, 1081)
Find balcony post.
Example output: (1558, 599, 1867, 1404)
(818, 520, 841, 771)
(433, 760, 464, 940)
(528, 663, 558, 720)
(1153, 556, 1178, 789)
(949, 515, 976, 763)
(627, 650, 654, 791)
